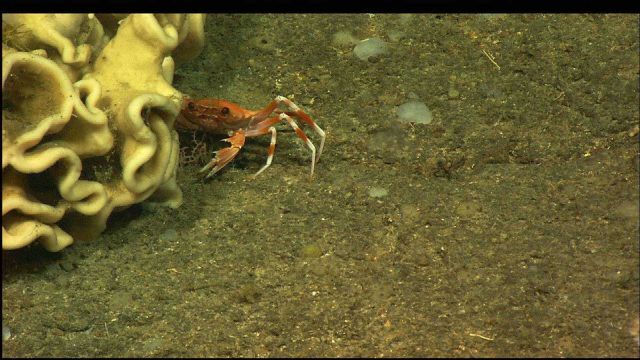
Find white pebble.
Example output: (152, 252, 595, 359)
(396, 101, 433, 124)
(368, 186, 389, 198)
(353, 38, 388, 61)
(3, 325, 10, 341)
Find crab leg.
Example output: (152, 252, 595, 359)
(241, 116, 280, 178)
(246, 112, 318, 177)
(278, 113, 317, 177)
(274, 96, 325, 163)
(250, 127, 277, 178)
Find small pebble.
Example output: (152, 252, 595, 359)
(354, 38, 388, 61)
(332, 30, 359, 47)
(159, 229, 178, 242)
(142, 337, 164, 353)
(237, 284, 261, 304)
(614, 200, 639, 219)
(368, 186, 389, 198)
(3, 325, 10, 341)
(456, 201, 483, 217)
(59, 260, 76, 272)
(396, 101, 433, 124)
(399, 14, 413, 25)
(400, 204, 420, 224)
(301, 244, 323, 258)
(387, 30, 406, 42)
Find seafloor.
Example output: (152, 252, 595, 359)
(3, 14, 639, 357)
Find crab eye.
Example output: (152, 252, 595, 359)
(221, 107, 229, 115)
(187, 102, 196, 111)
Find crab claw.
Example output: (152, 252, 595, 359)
(199, 130, 246, 179)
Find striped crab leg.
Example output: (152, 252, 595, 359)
(272, 95, 326, 163)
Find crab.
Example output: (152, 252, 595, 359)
(176, 95, 325, 179)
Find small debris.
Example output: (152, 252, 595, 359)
(469, 332, 494, 341)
